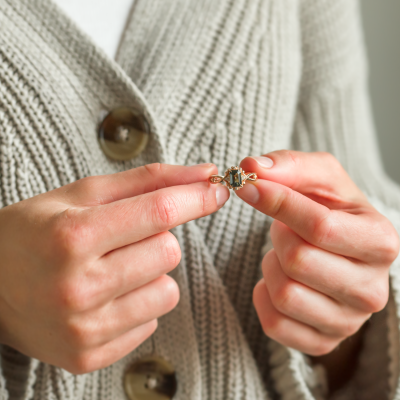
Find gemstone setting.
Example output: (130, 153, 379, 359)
(229, 169, 242, 188)
(209, 166, 257, 190)
(223, 166, 246, 190)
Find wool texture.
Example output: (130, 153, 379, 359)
(0, 0, 400, 399)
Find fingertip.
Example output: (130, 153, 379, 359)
(187, 162, 219, 184)
(239, 156, 259, 172)
(236, 181, 260, 204)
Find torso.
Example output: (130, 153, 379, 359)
(0, 0, 304, 398)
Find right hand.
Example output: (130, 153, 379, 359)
(0, 163, 229, 374)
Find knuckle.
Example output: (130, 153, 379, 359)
(74, 176, 98, 197)
(271, 282, 300, 315)
(161, 232, 182, 268)
(384, 236, 400, 264)
(153, 193, 180, 228)
(143, 163, 171, 190)
(52, 208, 92, 259)
(74, 176, 110, 206)
(260, 313, 284, 340)
(318, 152, 340, 169)
(55, 279, 91, 313)
(377, 221, 400, 264)
(311, 211, 335, 247)
(283, 245, 310, 279)
(335, 311, 363, 337)
(355, 280, 389, 313)
(143, 163, 169, 188)
(368, 285, 389, 313)
(285, 150, 301, 168)
(274, 150, 301, 168)
(371, 282, 389, 313)
(320, 153, 347, 184)
(143, 162, 163, 176)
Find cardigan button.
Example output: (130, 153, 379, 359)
(123, 355, 177, 400)
(98, 107, 150, 161)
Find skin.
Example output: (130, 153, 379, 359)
(0, 163, 230, 374)
(236, 150, 400, 391)
(0, 152, 398, 389)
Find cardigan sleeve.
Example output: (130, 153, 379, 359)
(292, 0, 400, 398)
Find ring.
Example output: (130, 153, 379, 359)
(209, 166, 257, 191)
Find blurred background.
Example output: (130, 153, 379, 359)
(361, 1, 400, 184)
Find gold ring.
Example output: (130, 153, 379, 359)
(209, 166, 257, 191)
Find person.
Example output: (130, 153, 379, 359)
(0, 0, 399, 399)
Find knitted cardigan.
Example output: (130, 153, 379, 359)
(0, 0, 400, 399)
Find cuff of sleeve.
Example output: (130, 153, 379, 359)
(326, 284, 398, 400)
(264, 193, 400, 400)
(332, 194, 400, 400)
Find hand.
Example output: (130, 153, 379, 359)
(0, 163, 229, 374)
(236, 151, 400, 355)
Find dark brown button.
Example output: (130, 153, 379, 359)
(98, 107, 150, 161)
(124, 355, 177, 400)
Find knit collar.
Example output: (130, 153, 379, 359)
(2, 0, 167, 163)
(4, 0, 234, 165)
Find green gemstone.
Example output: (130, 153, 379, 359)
(229, 169, 242, 188)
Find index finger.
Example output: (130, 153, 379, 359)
(57, 163, 218, 207)
(58, 180, 230, 256)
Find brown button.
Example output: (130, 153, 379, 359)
(124, 355, 177, 400)
(98, 107, 150, 161)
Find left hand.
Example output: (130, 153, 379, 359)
(236, 150, 400, 355)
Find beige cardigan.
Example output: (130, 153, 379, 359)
(0, 0, 400, 399)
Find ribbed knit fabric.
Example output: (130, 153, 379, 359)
(0, 0, 399, 399)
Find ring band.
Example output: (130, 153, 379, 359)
(210, 166, 257, 191)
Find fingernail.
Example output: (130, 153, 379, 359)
(216, 185, 229, 206)
(239, 182, 259, 204)
(251, 156, 274, 168)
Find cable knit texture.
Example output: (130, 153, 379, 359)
(0, 0, 400, 399)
